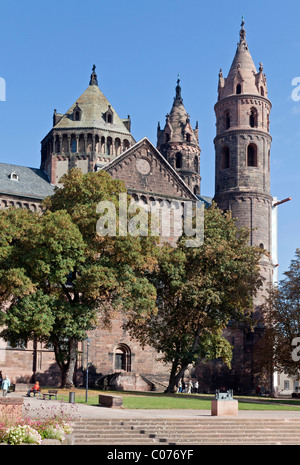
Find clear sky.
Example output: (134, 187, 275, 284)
(0, 0, 299, 280)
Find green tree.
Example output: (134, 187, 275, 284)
(259, 249, 300, 382)
(126, 203, 264, 392)
(0, 169, 158, 387)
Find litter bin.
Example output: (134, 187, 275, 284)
(69, 392, 75, 403)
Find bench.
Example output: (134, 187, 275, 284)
(42, 390, 58, 400)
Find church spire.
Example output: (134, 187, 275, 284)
(217, 17, 268, 99)
(89, 64, 98, 86)
(174, 74, 183, 105)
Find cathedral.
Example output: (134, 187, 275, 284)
(0, 20, 277, 394)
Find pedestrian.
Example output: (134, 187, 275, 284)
(256, 385, 261, 396)
(1, 375, 10, 397)
(27, 381, 41, 397)
(194, 380, 199, 394)
(178, 379, 182, 393)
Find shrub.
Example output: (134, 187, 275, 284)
(5, 425, 42, 445)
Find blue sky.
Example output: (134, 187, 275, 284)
(0, 0, 299, 280)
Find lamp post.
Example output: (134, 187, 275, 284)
(85, 338, 90, 403)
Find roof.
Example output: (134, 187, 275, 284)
(165, 78, 198, 145)
(0, 162, 55, 200)
(103, 137, 198, 201)
(53, 84, 132, 137)
(197, 195, 213, 208)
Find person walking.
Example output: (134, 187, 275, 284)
(1, 375, 10, 397)
(193, 380, 199, 394)
(178, 379, 182, 393)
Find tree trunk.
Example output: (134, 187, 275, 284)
(64, 339, 77, 388)
(54, 338, 77, 388)
(166, 326, 202, 392)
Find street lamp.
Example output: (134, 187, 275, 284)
(84, 338, 90, 403)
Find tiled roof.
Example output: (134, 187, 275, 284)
(0, 162, 55, 200)
(53, 84, 132, 136)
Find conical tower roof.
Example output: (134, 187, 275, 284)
(164, 77, 198, 145)
(218, 18, 267, 99)
(53, 66, 132, 136)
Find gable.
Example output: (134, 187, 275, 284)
(103, 138, 197, 201)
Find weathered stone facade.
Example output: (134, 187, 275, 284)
(196, 19, 274, 394)
(0, 23, 275, 393)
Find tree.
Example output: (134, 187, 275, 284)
(0, 169, 158, 387)
(259, 249, 300, 382)
(125, 203, 264, 392)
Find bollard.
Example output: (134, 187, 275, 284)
(69, 392, 75, 403)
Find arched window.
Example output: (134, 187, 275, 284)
(71, 139, 77, 153)
(260, 86, 264, 96)
(225, 111, 231, 129)
(106, 137, 112, 155)
(194, 156, 199, 173)
(123, 139, 130, 152)
(114, 344, 131, 372)
(101, 136, 105, 154)
(193, 185, 200, 195)
(236, 83, 242, 94)
(247, 144, 258, 167)
(175, 152, 182, 169)
(115, 138, 121, 156)
(186, 133, 191, 142)
(249, 108, 258, 128)
(221, 146, 230, 170)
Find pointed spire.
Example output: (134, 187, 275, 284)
(239, 14, 246, 42)
(174, 74, 183, 105)
(89, 64, 98, 86)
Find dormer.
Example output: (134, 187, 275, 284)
(104, 105, 114, 124)
(9, 171, 19, 181)
(73, 102, 82, 122)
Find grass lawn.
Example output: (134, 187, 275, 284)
(51, 388, 300, 411)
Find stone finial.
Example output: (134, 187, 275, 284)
(174, 75, 183, 105)
(89, 64, 98, 86)
(240, 14, 246, 40)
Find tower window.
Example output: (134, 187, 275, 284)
(107, 137, 112, 155)
(71, 139, 77, 153)
(175, 152, 182, 169)
(186, 133, 191, 142)
(236, 84, 242, 94)
(247, 144, 258, 167)
(221, 146, 230, 170)
(225, 111, 231, 129)
(194, 156, 199, 173)
(249, 108, 258, 128)
(260, 86, 264, 96)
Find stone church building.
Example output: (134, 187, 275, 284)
(0, 21, 278, 393)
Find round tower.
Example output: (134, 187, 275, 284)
(157, 78, 201, 195)
(213, 19, 274, 393)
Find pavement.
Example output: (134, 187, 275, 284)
(6, 391, 300, 421)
